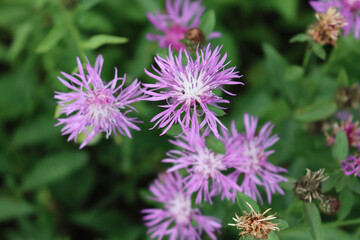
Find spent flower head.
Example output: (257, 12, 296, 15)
(228, 202, 279, 240)
(341, 154, 360, 177)
(221, 114, 288, 204)
(55, 55, 143, 149)
(144, 44, 243, 137)
(163, 117, 241, 204)
(147, 0, 221, 50)
(141, 171, 221, 240)
(293, 168, 329, 202)
(310, 0, 360, 38)
(308, 7, 347, 45)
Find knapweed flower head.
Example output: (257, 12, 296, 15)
(144, 44, 243, 137)
(147, 0, 221, 50)
(308, 7, 347, 45)
(341, 154, 360, 177)
(325, 116, 360, 148)
(163, 117, 241, 204)
(55, 55, 143, 149)
(228, 202, 279, 240)
(293, 168, 328, 202)
(318, 195, 341, 215)
(310, 0, 360, 38)
(221, 114, 288, 204)
(142, 171, 221, 240)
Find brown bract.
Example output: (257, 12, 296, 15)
(293, 168, 328, 202)
(228, 202, 279, 240)
(308, 7, 347, 46)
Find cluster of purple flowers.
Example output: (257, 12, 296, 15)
(54, 0, 291, 239)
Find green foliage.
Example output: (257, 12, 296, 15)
(199, 9, 216, 37)
(81, 34, 128, 50)
(332, 130, 349, 161)
(304, 202, 324, 240)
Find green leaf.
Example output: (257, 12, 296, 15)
(294, 101, 336, 122)
(270, 0, 298, 21)
(22, 152, 88, 190)
(337, 188, 354, 220)
(322, 173, 340, 192)
(263, 43, 288, 88)
(337, 69, 349, 87)
(8, 21, 34, 59)
(208, 104, 226, 116)
(303, 202, 324, 240)
(165, 124, 183, 138)
(348, 176, 360, 194)
(284, 65, 304, 81)
(81, 34, 128, 50)
(290, 33, 309, 43)
(266, 231, 280, 240)
(236, 193, 260, 213)
(332, 130, 349, 161)
(312, 44, 326, 60)
(35, 24, 66, 53)
(336, 175, 351, 193)
(0, 197, 33, 222)
(199, 9, 216, 37)
(272, 219, 289, 230)
(205, 136, 225, 154)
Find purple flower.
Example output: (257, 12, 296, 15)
(163, 118, 241, 204)
(221, 114, 288, 204)
(341, 155, 360, 177)
(310, 0, 360, 38)
(144, 44, 243, 137)
(55, 55, 143, 149)
(142, 171, 222, 240)
(325, 116, 360, 148)
(147, 0, 221, 50)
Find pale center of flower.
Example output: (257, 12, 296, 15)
(86, 90, 119, 131)
(167, 193, 192, 224)
(193, 148, 226, 178)
(176, 70, 211, 105)
(242, 140, 262, 172)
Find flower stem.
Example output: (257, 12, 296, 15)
(302, 44, 312, 71)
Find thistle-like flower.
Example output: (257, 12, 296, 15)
(163, 118, 241, 204)
(325, 116, 360, 148)
(55, 55, 143, 149)
(308, 7, 347, 45)
(144, 44, 243, 137)
(141, 171, 221, 240)
(318, 195, 341, 215)
(340, 155, 360, 177)
(293, 168, 329, 202)
(147, 0, 221, 50)
(220, 114, 288, 204)
(309, 0, 360, 38)
(228, 202, 279, 240)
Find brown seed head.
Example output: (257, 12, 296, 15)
(228, 202, 279, 240)
(184, 27, 206, 51)
(293, 168, 329, 202)
(308, 7, 347, 46)
(318, 195, 341, 215)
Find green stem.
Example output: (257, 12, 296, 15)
(302, 44, 312, 71)
(58, 0, 86, 59)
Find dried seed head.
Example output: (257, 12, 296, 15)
(184, 28, 206, 52)
(335, 84, 360, 109)
(308, 7, 347, 46)
(318, 195, 341, 215)
(228, 202, 280, 240)
(293, 168, 329, 202)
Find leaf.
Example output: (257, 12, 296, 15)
(332, 130, 349, 161)
(266, 231, 280, 240)
(312, 44, 326, 60)
(303, 202, 324, 240)
(8, 21, 33, 59)
(272, 219, 289, 230)
(22, 152, 88, 190)
(208, 104, 226, 116)
(35, 24, 66, 53)
(236, 193, 260, 214)
(337, 188, 354, 220)
(322, 173, 340, 192)
(81, 34, 128, 50)
(348, 177, 360, 194)
(0, 196, 33, 222)
(263, 43, 288, 88)
(205, 136, 225, 154)
(284, 65, 304, 81)
(294, 101, 336, 122)
(199, 9, 216, 37)
(335, 175, 351, 193)
(290, 33, 309, 43)
(337, 69, 349, 87)
(270, 0, 298, 21)
(165, 124, 183, 138)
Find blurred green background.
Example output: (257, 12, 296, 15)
(1, 0, 360, 239)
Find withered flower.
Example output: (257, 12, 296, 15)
(228, 202, 279, 240)
(308, 7, 347, 46)
(293, 168, 328, 202)
(334, 84, 360, 109)
(318, 195, 341, 215)
(184, 27, 206, 51)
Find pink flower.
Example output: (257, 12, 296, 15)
(163, 118, 241, 204)
(310, 0, 360, 38)
(144, 44, 243, 137)
(341, 155, 360, 177)
(142, 172, 222, 240)
(147, 0, 221, 50)
(221, 114, 288, 204)
(55, 55, 143, 149)
(325, 116, 360, 148)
